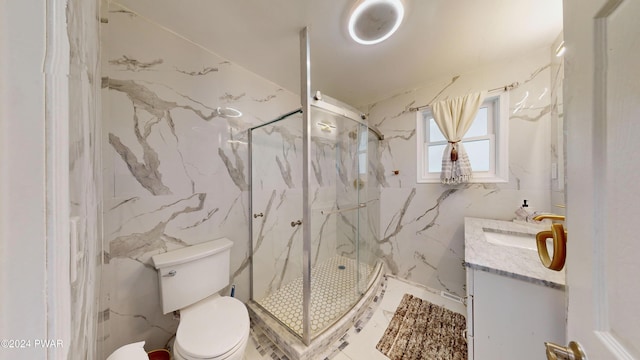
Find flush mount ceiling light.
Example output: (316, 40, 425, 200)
(348, 0, 405, 45)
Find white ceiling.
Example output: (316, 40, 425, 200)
(113, 0, 563, 106)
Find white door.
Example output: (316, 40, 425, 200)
(564, 0, 640, 358)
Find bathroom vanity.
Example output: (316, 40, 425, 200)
(464, 217, 566, 360)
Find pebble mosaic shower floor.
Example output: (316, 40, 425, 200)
(256, 255, 373, 337)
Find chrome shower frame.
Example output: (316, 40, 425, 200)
(247, 26, 384, 346)
(300, 26, 312, 345)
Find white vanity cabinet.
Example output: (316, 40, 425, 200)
(464, 217, 567, 360)
(465, 267, 565, 360)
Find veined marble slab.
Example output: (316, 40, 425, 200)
(464, 217, 565, 288)
(365, 46, 557, 299)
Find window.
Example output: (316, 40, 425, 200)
(416, 92, 509, 183)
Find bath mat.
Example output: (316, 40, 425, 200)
(376, 293, 467, 360)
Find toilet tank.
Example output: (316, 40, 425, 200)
(151, 238, 233, 314)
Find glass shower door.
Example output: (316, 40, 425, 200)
(250, 112, 305, 337)
(308, 106, 371, 338)
(358, 128, 381, 294)
(248, 104, 381, 342)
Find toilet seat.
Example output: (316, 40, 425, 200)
(174, 295, 249, 359)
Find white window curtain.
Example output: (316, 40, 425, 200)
(432, 91, 487, 184)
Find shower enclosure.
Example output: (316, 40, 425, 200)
(248, 26, 383, 346)
(249, 104, 382, 341)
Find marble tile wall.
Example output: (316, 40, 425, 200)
(68, 0, 102, 358)
(363, 46, 555, 298)
(99, 2, 300, 356)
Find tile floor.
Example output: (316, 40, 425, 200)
(257, 256, 373, 337)
(243, 275, 466, 360)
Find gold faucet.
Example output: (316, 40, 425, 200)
(532, 214, 565, 222)
(536, 223, 567, 271)
(533, 214, 568, 271)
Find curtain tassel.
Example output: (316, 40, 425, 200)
(449, 141, 460, 162)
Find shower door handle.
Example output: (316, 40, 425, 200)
(253, 212, 264, 218)
(291, 220, 302, 227)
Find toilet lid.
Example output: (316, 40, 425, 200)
(176, 296, 249, 359)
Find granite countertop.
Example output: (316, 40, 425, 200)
(464, 217, 566, 289)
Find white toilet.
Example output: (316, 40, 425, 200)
(151, 238, 250, 360)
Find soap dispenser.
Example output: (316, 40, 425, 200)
(514, 200, 534, 222)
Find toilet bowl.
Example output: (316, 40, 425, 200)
(172, 295, 250, 360)
(106, 341, 148, 360)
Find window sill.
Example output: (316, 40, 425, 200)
(417, 175, 509, 184)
